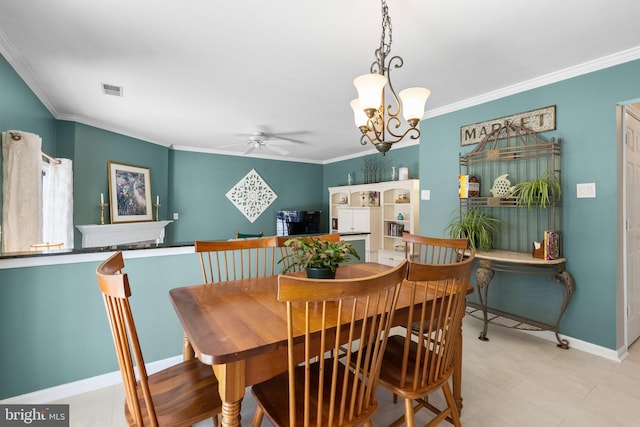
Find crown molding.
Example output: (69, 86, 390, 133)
(424, 46, 640, 120)
(170, 144, 321, 164)
(0, 27, 59, 115)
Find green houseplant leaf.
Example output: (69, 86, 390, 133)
(511, 172, 561, 209)
(446, 208, 502, 251)
(278, 237, 360, 273)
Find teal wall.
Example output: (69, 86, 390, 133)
(0, 253, 202, 399)
(169, 151, 323, 242)
(419, 59, 640, 349)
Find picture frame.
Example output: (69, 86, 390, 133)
(108, 161, 153, 223)
(367, 191, 380, 207)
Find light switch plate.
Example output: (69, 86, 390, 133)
(421, 190, 431, 200)
(576, 183, 596, 198)
(173, 212, 179, 220)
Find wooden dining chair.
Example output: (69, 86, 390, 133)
(377, 252, 475, 427)
(402, 232, 469, 264)
(277, 233, 341, 273)
(96, 251, 222, 427)
(195, 235, 279, 283)
(251, 259, 409, 427)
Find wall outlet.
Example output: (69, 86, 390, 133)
(173, 212, 179, 220)
(576, 183, 596, 198)
(421, 189, 431, 200)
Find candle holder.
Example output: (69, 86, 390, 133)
(154, 203, 161, 221)
(98, 203, 109, 225)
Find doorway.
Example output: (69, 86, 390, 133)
(623, 102, 640, 348)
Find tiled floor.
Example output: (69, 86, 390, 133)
(52, 315, 640, 426)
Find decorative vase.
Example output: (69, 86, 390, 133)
(306, 267, 336, 279)
(399, 167, 408, 180)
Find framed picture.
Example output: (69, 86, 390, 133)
(108, 161, 153, 223)
(367, 191, 380, 207)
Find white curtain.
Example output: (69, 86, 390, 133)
(2, 131, 42, 252)
(42, 158, 74, 249)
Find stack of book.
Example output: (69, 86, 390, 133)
(386, 222, 405, 237)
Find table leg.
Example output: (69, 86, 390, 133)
(213, 361, 246, 427)
(475, 266, 494, 341)
(551, 270, 576, 349)
(183, 332, 195, 361)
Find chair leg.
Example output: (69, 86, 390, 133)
(442, 382, 462, 427)
(251, 406, 264, 427)
(403, 397, 416, 427)
(212, 414, 219, 427)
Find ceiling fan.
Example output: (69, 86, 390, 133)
(220, 129, 309, 156)
(243, 132, 290, 155)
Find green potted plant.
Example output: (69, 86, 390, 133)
(511, 172, 562, 209)
(279, 237, 360, 279)
(446, 208, 502, 251)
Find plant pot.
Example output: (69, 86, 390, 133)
(306, 267, 336, 279)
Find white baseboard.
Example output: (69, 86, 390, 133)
(0, 326, 628, 403)
(0, 355, 182, 404)
(521, 329, 624, 362)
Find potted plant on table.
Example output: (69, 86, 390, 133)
(279, 237, 360, 279)
(446, 208, 502, 252)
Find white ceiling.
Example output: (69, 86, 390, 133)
(2, 0, 640, 163)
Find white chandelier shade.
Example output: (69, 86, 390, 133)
(399, 87, 431, 123)
(353, 73, 388, 113)
(350, 98, 369, 128)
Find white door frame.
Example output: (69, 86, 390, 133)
(620, 101, 640, 351)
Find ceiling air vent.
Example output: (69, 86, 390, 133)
(101, 83, 123, 97)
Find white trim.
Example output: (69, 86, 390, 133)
(0, 355, 182, 404)
(170, 144, 320, 164)
(0, 327, 627, 404)
(521, 329, 624, 362)
(423, 46, 640, 121)
(0, 246, 194, 269)
(0, 28, 58, 115)
(322, 140, 420, 165)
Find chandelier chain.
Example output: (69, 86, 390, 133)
(379, 0, 392, 59)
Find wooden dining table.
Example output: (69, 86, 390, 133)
(169, 262, 468, 426)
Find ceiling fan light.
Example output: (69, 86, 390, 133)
(353, 73, 387, 111)
(399, 87, 431, 124)
(350, 98, 369, 128)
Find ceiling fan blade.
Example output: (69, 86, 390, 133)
(244, 145, 256, 155)
(262, 139, 292, 145)
(235, 129, 310, 144)
(265, 134, 307, 144)
(266, 145, 290, 155)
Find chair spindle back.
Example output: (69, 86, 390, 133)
(195, 236, 279, 283)
(96, 251, 157, 426)
(276, 259, 408, 426)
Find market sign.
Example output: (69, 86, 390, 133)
(460, 105, 556, 146)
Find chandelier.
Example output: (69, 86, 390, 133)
(351, 0, 431, 154)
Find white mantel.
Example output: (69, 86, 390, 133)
(76, 221, 173, 248)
